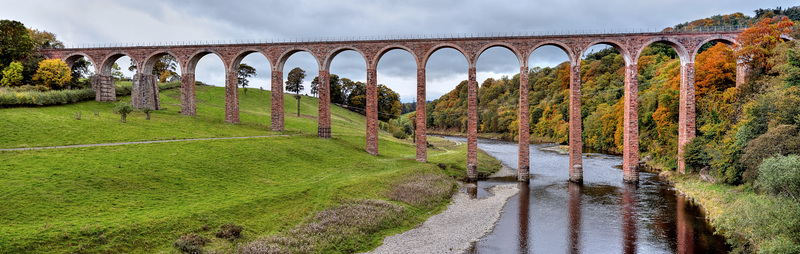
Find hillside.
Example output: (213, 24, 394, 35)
(0, 84, 500, 253)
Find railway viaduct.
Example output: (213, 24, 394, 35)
(39, 29, 744, 183)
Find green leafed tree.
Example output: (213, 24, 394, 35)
(1, 61, 23, 86)
(238, 63, 256, 95)
(0, 20, 35, 79)
(285, 67, 305, 116)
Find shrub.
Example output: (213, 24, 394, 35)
(215, 223, 243, 241)
(0, 88, 95, 107)
(682, 137, 711, 173)
(173, 234, 210, 254)
(113, 101, 133, 123)
(740, 125, 800, 182)
(756, 154, 800, 201)
(392, 128, 408, 139)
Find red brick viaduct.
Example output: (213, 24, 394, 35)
(40, 30, 743, 183)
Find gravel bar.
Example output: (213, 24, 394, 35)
(365, 179, 519, 253)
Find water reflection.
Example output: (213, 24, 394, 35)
(677, 195, 694, 254)
(622, 183, 637, 254)
(518, 183, 530, 254)
(453, 137, 730, 253)
(568, 182, 581, 254)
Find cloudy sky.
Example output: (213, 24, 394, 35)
(1, 0, 792, 102)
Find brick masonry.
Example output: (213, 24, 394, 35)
(41, 31, 745, 183)
(318, 70, 331, 138)
(518, 66, 530, 182)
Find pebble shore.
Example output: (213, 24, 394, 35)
(365, 165, 520, 254)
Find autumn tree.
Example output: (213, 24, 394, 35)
(33, 59, 72, 89)
(111, 63, 125, 81)
(736, 16, 795, 74)
(27, 28, 64, 49)
(237, 63, 256, 95)
(695, 43, 736, 97)
(285, 67, 305, 116)
(1, 61, 23, 86)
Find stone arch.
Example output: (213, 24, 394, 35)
(230, 48, 271, 71)
(143, 50, 183, 75)
(637, 37, 690, 64)
(422, 43, 469, 69)
(324, 46, 369, 71)
(582, 39, 634, 65)
(528, 41, 576, 65)
(277, 48, 322, 72)
(475, 42, 524, 68)
(691, 37, 737, 61)
(374, 45, 420, 68)
(63, 52, 96, 70)
(100, 51, 137, 76)
(187, 49, 227, 74)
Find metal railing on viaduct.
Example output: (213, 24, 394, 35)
(39, 29, 744, 183)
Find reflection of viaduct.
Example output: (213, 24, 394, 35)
(40, 30, 742, 183)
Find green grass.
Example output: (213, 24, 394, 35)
(0, 84, 500, 253)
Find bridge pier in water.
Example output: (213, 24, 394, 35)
(569, 59, 583, 183)
(623, 63, 639, 183)
(518, 65, 531, 182)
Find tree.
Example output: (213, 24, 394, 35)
(27, 28, 64, 49)
(0, 20, 34, 71)
(377, 84, 402, 121)
(285, 67, 305, 116)
(114, 101, 134, 123)
(695, 43, 736, 97)
(32, 59, 71, 89)
(736, 16, 795, 74)
(1, 61, 23, 86)
(111, 63, 125, 81)
(310, 77, 319, 97)
(237, 63, 256, 95)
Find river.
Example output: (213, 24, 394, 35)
(443, 137, 729, 253)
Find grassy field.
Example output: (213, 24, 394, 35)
(0, 84, 500, 253)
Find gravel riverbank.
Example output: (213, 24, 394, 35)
(365, 165, 520, 254)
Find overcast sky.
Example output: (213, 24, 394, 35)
(1, 0, 792, 102)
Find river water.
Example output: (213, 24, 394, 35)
(444, 137, 729, 254)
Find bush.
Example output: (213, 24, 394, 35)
(0, 88, 95, 107)
(392, 129, 408, 139)
(756, 154, 800, 201)
(215, 223, 243, 240)
(741, 125, 800, 182)
(173, 234, 210, 254)
(682, 137, 711, 173)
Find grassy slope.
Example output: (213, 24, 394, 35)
(0, 85, 500, 253)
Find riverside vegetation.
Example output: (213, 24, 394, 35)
(412, 9, 800, 253)
(0, 83, 500, 253)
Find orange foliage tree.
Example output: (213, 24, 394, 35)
(736, 16, 795, 72)
(695, 43, 736, 97)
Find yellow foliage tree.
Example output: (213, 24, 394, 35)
(33, 59, 72, 89)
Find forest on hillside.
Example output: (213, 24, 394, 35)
(416, 9, 800, 183)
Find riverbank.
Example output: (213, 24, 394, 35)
(366, 163, 518, 254)
(667, 174, 800, 253)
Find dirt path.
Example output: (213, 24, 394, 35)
(0, 134, 298, 152)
